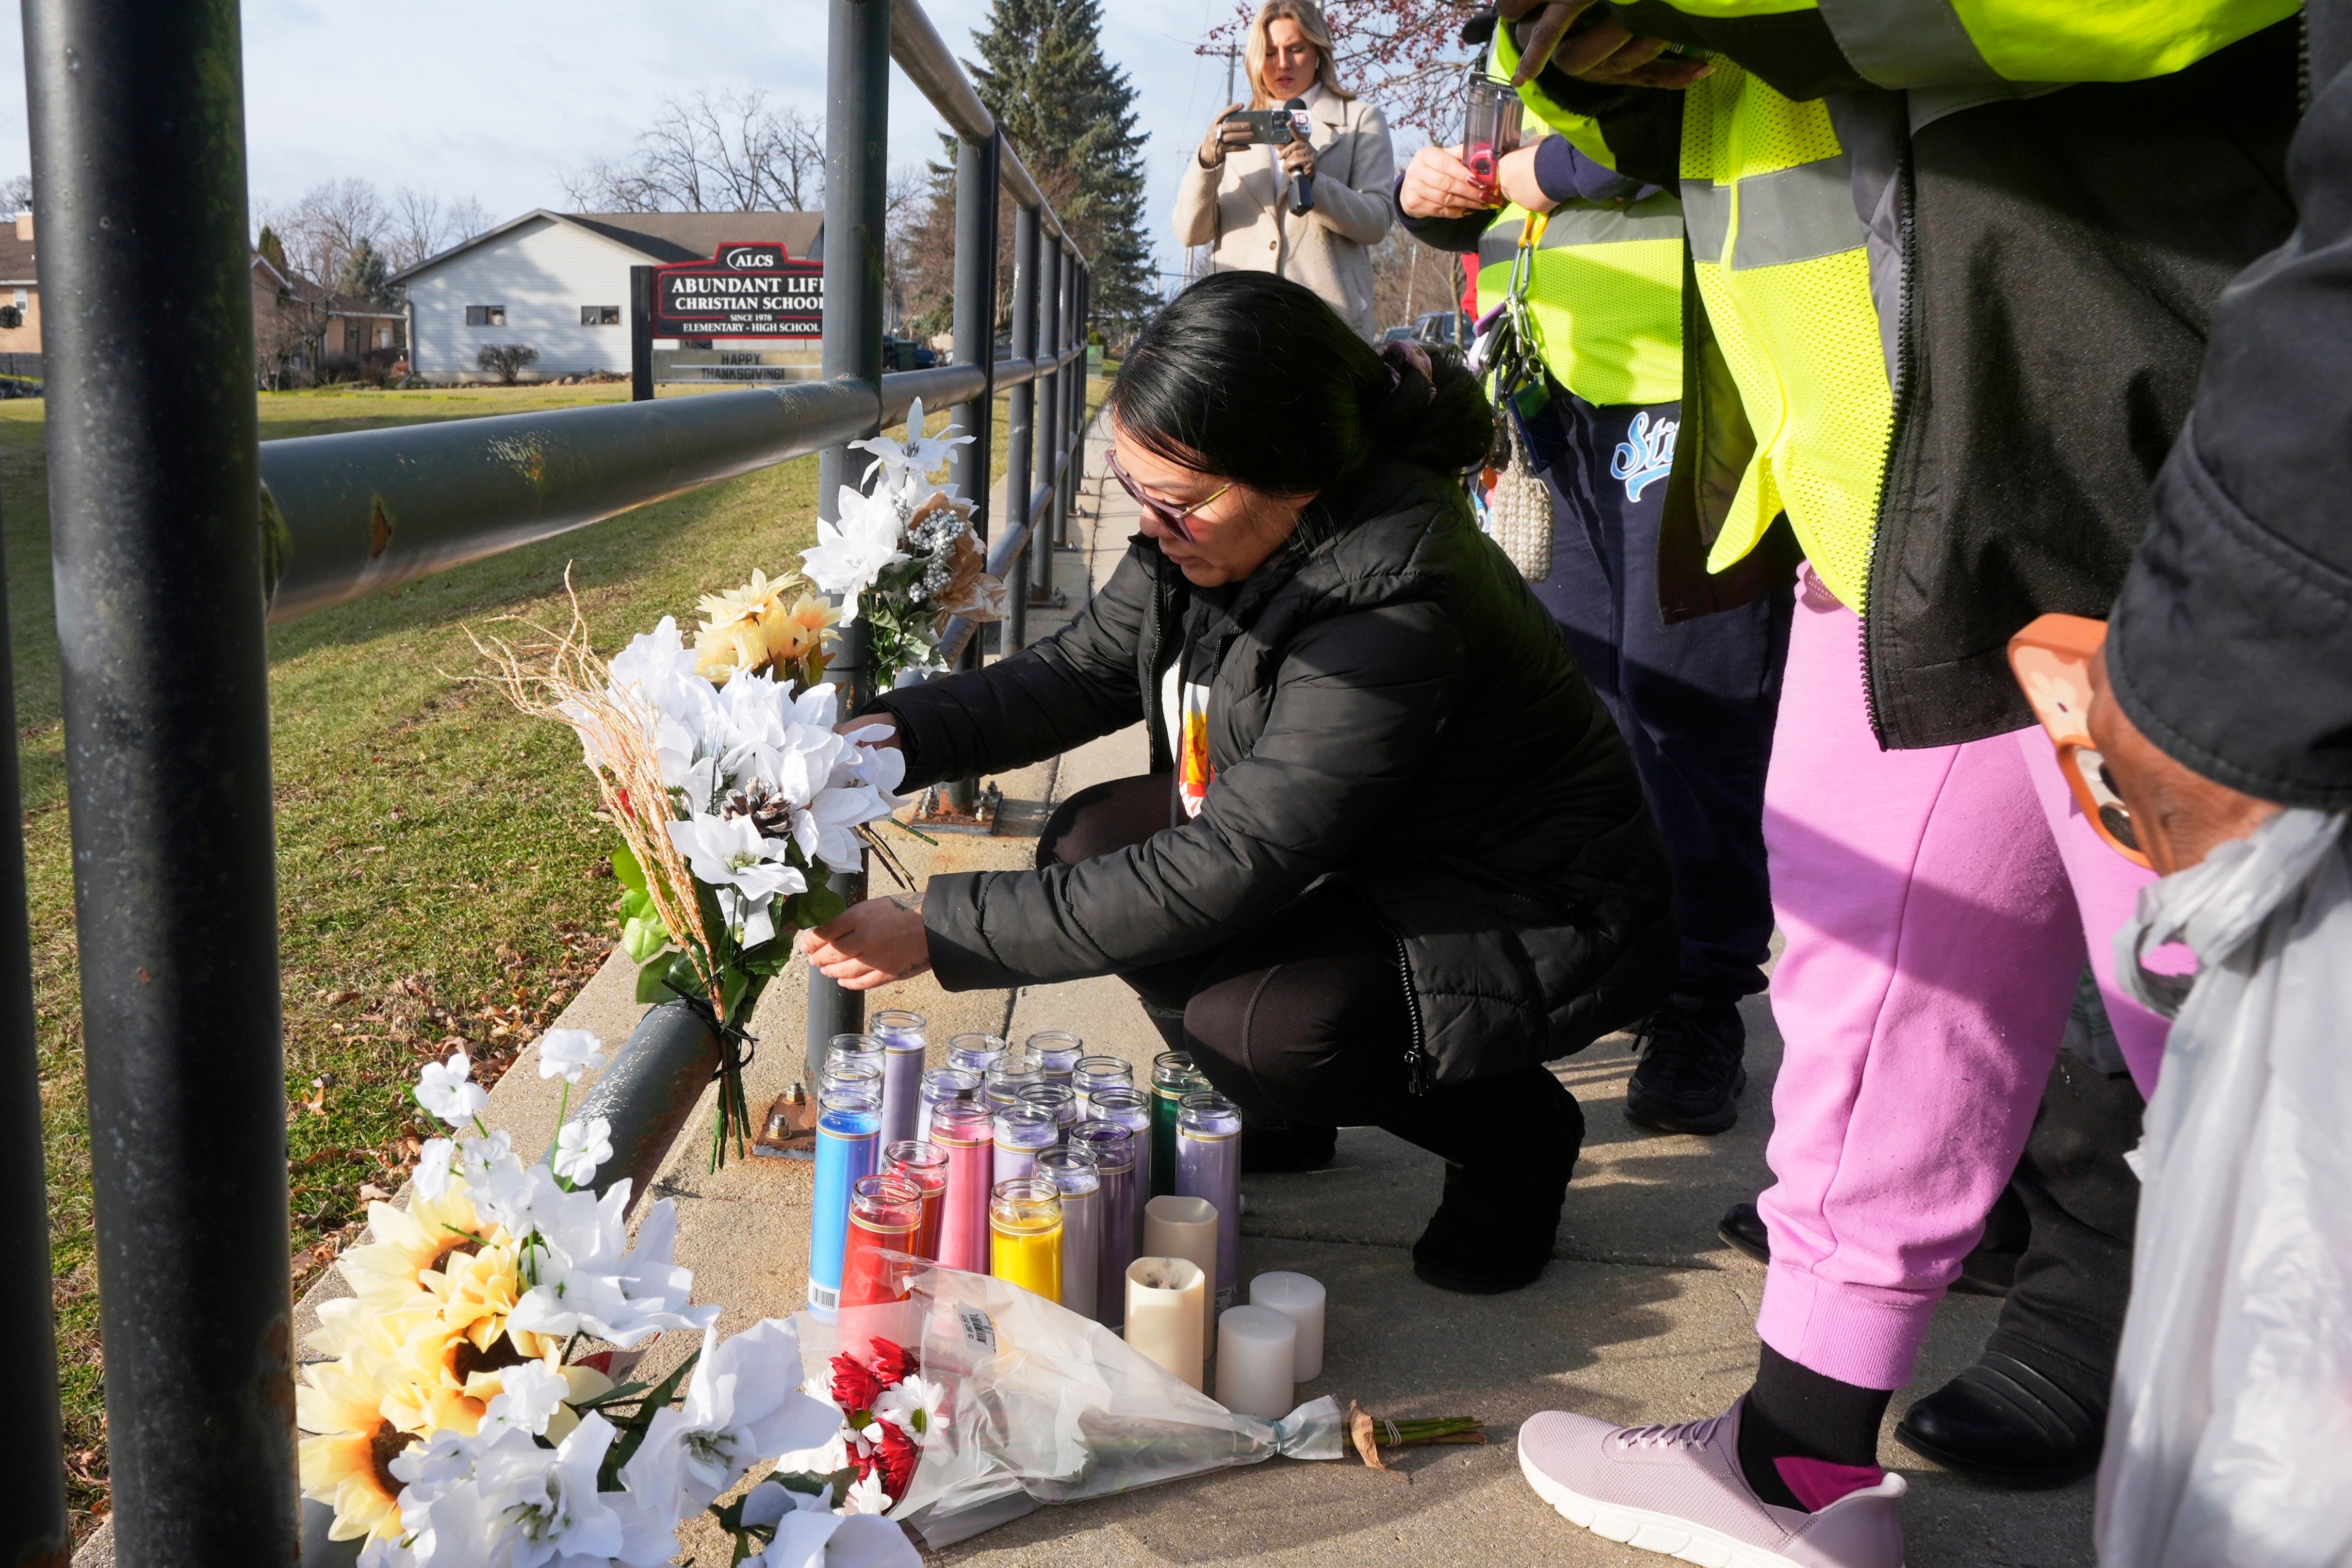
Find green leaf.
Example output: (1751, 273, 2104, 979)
(791, 885, 848, 930)
(611, 842, 648, 894)
(619, 883, 655, 924)
(621, 913, 670, 965)
(635, 955, 681, 1005)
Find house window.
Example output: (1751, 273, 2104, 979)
(10, 290, 24, 310)
(374, 326, 394, 349)
(581, 305, 622, 326)
(465, 305, 507, 326)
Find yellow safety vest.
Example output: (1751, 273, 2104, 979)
(1679, 64, 1890, 610)
(1473, 194, 1685, 410)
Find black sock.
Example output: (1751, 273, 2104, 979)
(1735, 1344, 1891, 1510)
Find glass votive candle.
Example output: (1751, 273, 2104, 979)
(945, 1032, 1007, 1076)
(883, 1138, 951, 1261)
(870, 1009, 928, 1149)
(1176, 1090, 1243, 1310)
(1020, 1081, 1080, 1142)
(983, 1063, 1044, 1110)
(992, 1102, 1058, 1187)
(1024, 1030, 1085, 1084)
(988, 1175, 1063, 1300)
(1070, 1120, 1138, 1329)
(914, 1066, 981, 1144)
(840, 1172, 925, 1310)
(931, 1100, 995, 1274)
(1072, 1054, 1135, 1120)
(1150, 1051, 1212, 1198)
(1085, 1086, 1153, 1231)
(821, 1056, 885, 1096)
(1035, 1145, 1102, 1320)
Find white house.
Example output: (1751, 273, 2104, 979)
(390, 209, 824, 382)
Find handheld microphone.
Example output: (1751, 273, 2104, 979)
(1285, 96, 1315, 214)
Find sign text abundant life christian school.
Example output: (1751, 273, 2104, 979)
(652, 242, 822, 337)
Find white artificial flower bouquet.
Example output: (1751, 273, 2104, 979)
(473, 580, 912, 1170)
(799, 398, 1007, 691)
(299, 1046, 921, 1567)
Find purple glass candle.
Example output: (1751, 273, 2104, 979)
(983, 1063, 1043, 1112)
(1024, 1031, 1084, 1085)
(991, 1102, 1058, 1188)
(871, 1008, 928, 1149)
(1020, 1082, 1079, 1144)
(1176, 1090, 1243, 1311)
(1086, 1086, 1152, 1250)
(914, 1066, 979, 1145)
(945, 1032, 1006, 1077)
(1070, 1119, 1136, 1329)
(1072, 1054, 1135, 1121)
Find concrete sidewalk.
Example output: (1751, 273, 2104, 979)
(243, 419, 2098, 1568)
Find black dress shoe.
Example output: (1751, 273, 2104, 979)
(1626, 998, 1747, 1135)
(1896, 1351, 2104, 1488)
(1716, 1201, 2022, 1298)
(1241, 1120, 1338, 1173)
(1412, 1161, 1568, 1294)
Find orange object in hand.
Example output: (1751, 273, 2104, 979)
(2007, 614, 2150, 870)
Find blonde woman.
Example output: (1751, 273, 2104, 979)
(1173, 0, 1395, 340)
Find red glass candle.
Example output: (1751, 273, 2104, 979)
(840, 1173, 924, 1310)
(884, 1138, 951, 1261)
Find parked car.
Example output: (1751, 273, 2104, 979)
(1411, 312, 1459, 348)
(1380, 324, 1415, 345)
(880, 335, 939, 371)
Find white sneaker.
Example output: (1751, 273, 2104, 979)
(1515, 1399, 1907, 1568)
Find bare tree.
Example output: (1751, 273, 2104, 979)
(561, 89, 825, 212)
(1204, 0, 1482, 140)
(1, 174, 29, 214)
(383, 186, 495, 270)
(262, 178, 389, 296)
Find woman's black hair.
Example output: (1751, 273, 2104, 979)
(1107, 271, 1492, 495)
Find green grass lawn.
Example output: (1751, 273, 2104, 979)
(9, 375, 1100, 1535)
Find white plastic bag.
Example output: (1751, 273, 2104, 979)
(797, 1262, 1346, 1549)
(2099, 808, 2352, 1567)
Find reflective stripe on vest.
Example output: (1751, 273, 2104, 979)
(1680, 64, 1891, 610)
(1475, 193, 1684, 409)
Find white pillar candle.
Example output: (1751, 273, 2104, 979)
(1144, 1195, 1219, 1348)
(1214, 1304, 1296, 1419)
(1125, 1256, 1206, 1392)
(1248, 1270, 1326, 1382)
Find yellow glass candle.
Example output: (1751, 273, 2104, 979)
(989, 1176, 1063, 1301)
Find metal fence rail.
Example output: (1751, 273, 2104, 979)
(9, 0, 1094, 1562)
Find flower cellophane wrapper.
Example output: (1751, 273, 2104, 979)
(797, 1259, 1345, 1548)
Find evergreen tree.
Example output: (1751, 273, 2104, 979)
(967, 0, 1156, 333)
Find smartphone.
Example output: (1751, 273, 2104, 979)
(1461, 76, 1525, 199)
(2008, 613, 2149, 868)
(1221, 109, 1296, 146)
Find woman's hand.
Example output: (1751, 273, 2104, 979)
(1199, 102, 1251, 168)
(1400, 144, 1497, 219)
(1495, 144, 1556, 215)
(1280, 136, 1317, 180)
(797, 893, 932, 991)
(835, 713, 900, 750)
(1498, 0, 1711, 90)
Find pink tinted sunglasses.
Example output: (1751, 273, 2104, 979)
(1106, 448, 1231, 544)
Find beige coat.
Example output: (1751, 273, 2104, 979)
(1172, 91, 1396, 341)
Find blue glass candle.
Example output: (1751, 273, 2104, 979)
(992, 1102, 1058, 1188)
(806, 1083, 883, 1320)
(1070, 1119, 1136, 1329)
(1176, 1090, 1243, 1311)
(913, 1066, 979, 1145)
(1036, 1146, 1102, 1320)
(871, 1008, 929, 1149)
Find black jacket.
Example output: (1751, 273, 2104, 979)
(1534, 15, 2301, 750)
(873, 459, 1677, 1088)
(2108, 8, 2352, 810)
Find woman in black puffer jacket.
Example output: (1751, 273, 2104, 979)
(801, 272, 1676, 1292)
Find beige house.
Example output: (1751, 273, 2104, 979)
(0, 210, 41, 377)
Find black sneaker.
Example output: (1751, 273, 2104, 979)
(1625, 998, 1747, 1135)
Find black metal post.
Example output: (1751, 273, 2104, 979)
(1059, 254, 1082, 549)
(1028, 238, 1061, 609)
(0, 511, 66, 1568)
(26, 0, 297, 1562)
(1003, 203, 1040, 654)
(944, 129, 999, 816)
(630, 265, 655, 401)
(809, 0, 892, 1079)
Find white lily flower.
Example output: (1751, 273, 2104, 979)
(481, 1358, 570, 1438)
(775, 1429, 851, 1479)
(804, 785, 890, 875)
(668, 812, 806, 946)
(536, 1028, 607, 1083)
(412, 1137, 457, 1202)
(507, 1191, 718, 1348)
(415, 1051, 486, 1127)
(851, 397, 972, 483)
(761, 1506, 922, 1568)
(474, 1415, 626, 1562)
(871, 1374, 945, 1443)
(799, 487, 909, 624)
(552, 1115, 613, 1186)
(620, 1319, 841, 1531)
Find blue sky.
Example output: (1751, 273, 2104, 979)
(0, 0, 1255, 285)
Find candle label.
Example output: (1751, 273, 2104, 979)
(958, 1306, 998, 1351)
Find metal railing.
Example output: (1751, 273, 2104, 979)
(7, 0, 1092, 1562)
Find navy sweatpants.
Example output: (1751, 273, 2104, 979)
(1516, 389, 1791, 1003)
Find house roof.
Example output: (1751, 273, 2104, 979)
(0, 227, 35, 286)
(386, 209, 824, 284)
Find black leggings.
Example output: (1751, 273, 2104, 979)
(1038, 773, 1583, 1177)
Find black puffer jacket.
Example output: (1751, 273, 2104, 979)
(872, 458, 1677, 1089)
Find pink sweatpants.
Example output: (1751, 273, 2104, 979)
(1754, 582, 2167, 1391)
